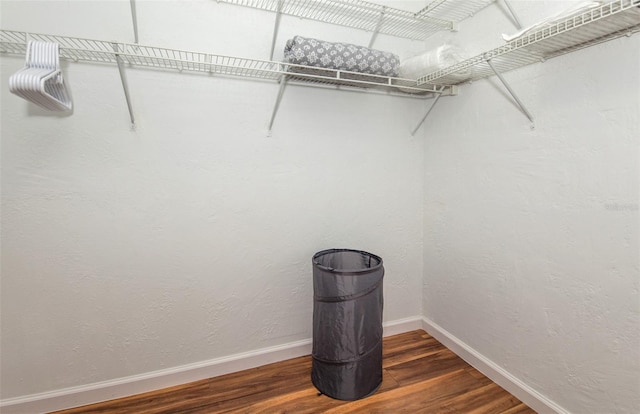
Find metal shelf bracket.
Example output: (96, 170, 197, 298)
(269, 0, 284, 60)
(486, 57, 534, 128)
(112, 43, 136, 127)
(130, 0, 139, 43)
(268, 71, 288, 131)
(502, 0, 523, 29)
(411, 88, 444, 136)
(368, 6, 387, 48)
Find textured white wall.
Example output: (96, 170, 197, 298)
(1, 0, 427, 399)
(423, 2, 640, 413)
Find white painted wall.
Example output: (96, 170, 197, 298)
(1, 0, 428, 400)
(423, 2, 640, 413)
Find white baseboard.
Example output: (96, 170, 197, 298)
(383, 315, 424, 337)
(0, 316, 423, 414)
(0, 339, 314, 414)
(421, 317, 568, 414)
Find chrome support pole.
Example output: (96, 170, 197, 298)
(112, 43, 135, 126)
(368, 7, 386, 48)
(486, 58, 534, 124)
(269, 0, 284, 60)
(268, 73, 288, 131)
(411, 91, 442, 136)
(503, 0, 523, 29)
(130, 0, 139, 43)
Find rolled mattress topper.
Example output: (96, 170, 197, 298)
(399, 44, 471, 82)
(284, 36, 400, 77)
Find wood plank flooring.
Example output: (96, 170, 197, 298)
(53, 330, 535, 413)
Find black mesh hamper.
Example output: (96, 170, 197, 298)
(311, 248, 384, 400)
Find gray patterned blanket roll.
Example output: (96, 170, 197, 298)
(284, 36, 399, 77)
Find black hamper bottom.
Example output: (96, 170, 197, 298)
(311, 340, 383, 401)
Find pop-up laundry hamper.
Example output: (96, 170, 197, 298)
(311, 248, 384, 401)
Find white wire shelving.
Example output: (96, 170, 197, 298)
(418, 0, 640, 86)
(0, 30, 453, 131)
(415, 0, 640, 127)
(5, 1, 635, 132)
(216, 0, 496, 41)
(0, 30, 449, 94)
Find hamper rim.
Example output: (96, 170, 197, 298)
(312, 248, 383, 274)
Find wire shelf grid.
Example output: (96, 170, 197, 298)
(415, 0, 496, 23)
(216, 0, 495, 40)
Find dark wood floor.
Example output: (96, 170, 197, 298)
(53, 330, 534, 413)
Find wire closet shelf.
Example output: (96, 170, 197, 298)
(216, 0, 496, 40)
(417, 0, 640, 85)
(0, 30, 449, 96)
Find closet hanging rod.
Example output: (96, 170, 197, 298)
(0, 30, 452, 97)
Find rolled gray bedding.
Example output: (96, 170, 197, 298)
(284, 36, 400, 77)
